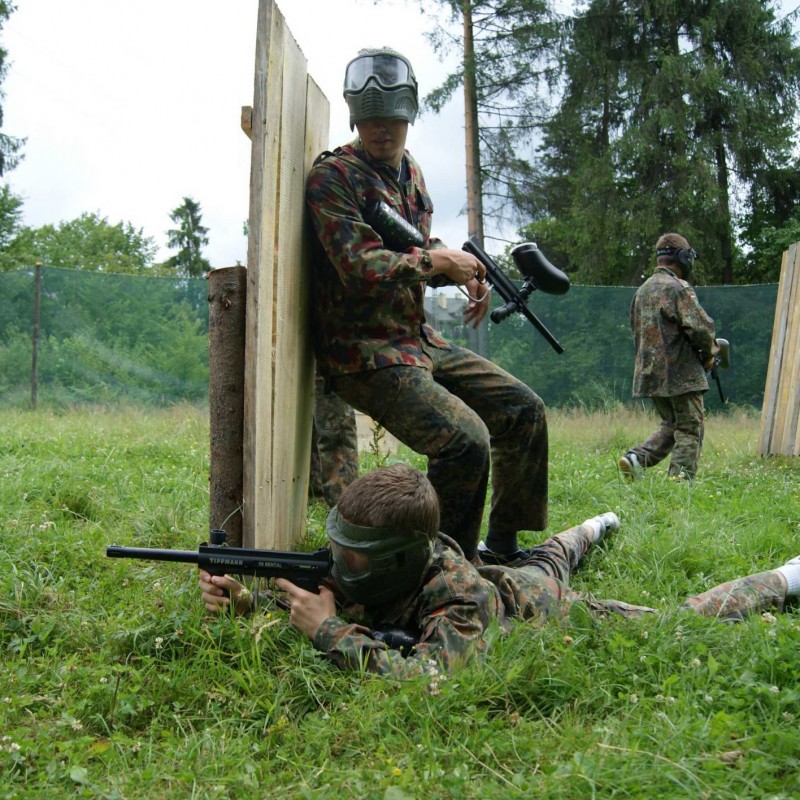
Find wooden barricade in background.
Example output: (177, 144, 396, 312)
(758, 241, 800, 457)
(241, 0, 329, 548)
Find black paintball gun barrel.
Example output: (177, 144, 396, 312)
(106, 529, 332, 593)
(364, 200, 570, 353)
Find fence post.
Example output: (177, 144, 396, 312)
(208, 265, 247, 547)
(30, 260, 42, 409)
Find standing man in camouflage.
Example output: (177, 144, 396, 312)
(304, 47, 549, 564)
(620, 233, 719, 481)
(201, 465, 800, 678)
(309, 371, 359, 508)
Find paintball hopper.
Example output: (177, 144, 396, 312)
(462, 236, 569, 353)
(510, 243, 570, 296)
(715, 338, 730, 369)
(706, 337, 730, 404)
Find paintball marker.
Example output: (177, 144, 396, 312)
(364, 201, 570, 353)
(107, 530, 420, 655)
(462, 237, 570, 353)
(106, 529, 331, 593)
(706, 337, 730, 404)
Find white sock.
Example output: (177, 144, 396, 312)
(582, 512, 620, 543)
(582, 518, 604, 543)
(775, 562, 800, 596)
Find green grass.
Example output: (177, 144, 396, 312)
(1, 405, 799, 799)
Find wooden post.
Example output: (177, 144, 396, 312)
(242, 0, 329, 548)
(31, 260, 42, 410)
(758, 242, 800, 456)
(208, 266, 247, 546)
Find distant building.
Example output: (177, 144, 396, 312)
(424, 289, 468, 341)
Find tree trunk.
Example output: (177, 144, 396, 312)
(208, 266, 247, 547)
(714, 129, 734, 284)
(463, 0, 490, 357)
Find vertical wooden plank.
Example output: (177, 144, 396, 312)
(243, 0, 283, 547)
(758, 243, 796, 456)
(267, 38, 313, 549)
(771, 244, 799, 454)
(776, 245, 800, 454)
(243, 0, 330, 548)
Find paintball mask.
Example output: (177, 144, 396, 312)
(326, 506, 433, 607)
(343, 48, 418, 129)
(656, 244, 698, 280)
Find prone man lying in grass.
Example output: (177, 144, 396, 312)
(199, 465, 800, 678)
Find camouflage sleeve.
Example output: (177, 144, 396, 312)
(313, 601, 489, 678)
(427, 237, 456, 288)
(306, 162, 434, 289)
(675, 285, 717, 356)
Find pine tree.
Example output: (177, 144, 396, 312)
(527, 0, 800, 284)
(165, 197, 211, 277)
(0, 1, 24, 175)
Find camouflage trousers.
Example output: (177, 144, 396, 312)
(495, 524, 787, 623)
(330, 342, 548, 560)
(309, 372, 359, 508)
(629, 392, 705, 478)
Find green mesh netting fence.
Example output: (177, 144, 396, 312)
(1, 267, 209, 406)
(0, 267, 777, 410)
(487, 283, 777, 412)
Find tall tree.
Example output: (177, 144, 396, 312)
(524, 0, 800, 285)
(423, 0, 562, 228)
(0, 1, 23, 175)
(165, 196, 210, 277)
(0, 211, 158, 273)
(0, 182, 22, 252)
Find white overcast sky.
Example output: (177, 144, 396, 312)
(2, 0, 477, 267)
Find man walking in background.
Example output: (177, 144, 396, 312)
(620, 233, 719, 481)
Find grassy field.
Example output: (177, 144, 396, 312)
(1, 405, 799, 799)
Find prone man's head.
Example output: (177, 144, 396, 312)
(343, 47, 418, 130)
(655, 232, 697, 279)
(326, 465, 439, 606)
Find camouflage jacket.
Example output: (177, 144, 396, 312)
(313, 533, 562, 678)
(630, 267, 718, 397)
(305, 140, 450, 377)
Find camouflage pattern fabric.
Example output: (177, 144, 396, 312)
(331, 341, 548, 560)
(312, 529, 789, 678)
(306, 139, 548, 559)
(680, 571, 787, 620)
(629, 392, 705, 478)
(305, 140, 450, 377)
(309, 372, 358, 507)
(630, 267, 718, 398)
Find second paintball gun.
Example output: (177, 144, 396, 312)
(706, 337, 730, 404)
(107, 529, 332, 593)
(364, 200, 570, 353)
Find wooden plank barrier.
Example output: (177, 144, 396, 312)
(758, 242, 800, 456)
(241, 0, 330, 548)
